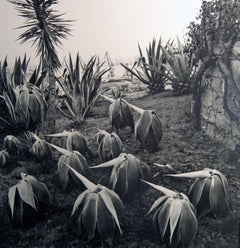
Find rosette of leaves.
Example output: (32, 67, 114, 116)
(47, 142, 88, 191)
(4, 135, 20, 152)
(8, 173, 50, 226)
(0, 149, 10, 166)
(91, 153, 150, 199)
(96, 130, 122, 162)
(56, 53, 110, 124)
(125, 100, 162, 152)
(65, 164, 123, 243)
(101, 94, 134, 132)
(165, 168, 229, 217)
(143, 180, 198, 247)
(46, 129, 94, 157)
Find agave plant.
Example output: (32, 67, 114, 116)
(4, 135, 21, 153)
(91, 153, 150, 199)
(165, 168, 229, 218)
(0, 56, 47, 130)
(8, 173, 50, 226)
(96, 130, 122, 162)
(161, 37, 196, 95)
(125, 100, 163, 152)
(56, 53, 110, 123)
(120, 38, 168, 93)
(46, 129, 94, 157)
(47, 142, 88, 191)
(65, 164, 123, 243)
(28, 132, 52, 160)
(101, 94, 134, 132)
(0, 149, 10, 167)
(143, 180, 198, 247)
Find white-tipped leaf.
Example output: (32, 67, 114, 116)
(71, 189, 91, 216)
(100, 94, 116, 103)
(8, 185, 17, 219)
(44, 131, 70, 137)
(165, 169, 211, 179)
(122, 99, 145, 114)
(46, 142, 72, 156)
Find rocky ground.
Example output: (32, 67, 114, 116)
(0, 88, 239, 247)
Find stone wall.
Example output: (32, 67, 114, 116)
(200, 45, 240, 149)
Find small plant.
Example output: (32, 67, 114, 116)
(111, 86, 121, 99)
(4, 135, 21, 153)
(0, 149, 10, 166)
(165, 168, 229, 217)
(101, 94, 134, 132)
(143, 180, 198, 247)
(47, 142, 88, 191)
(46, 129, 94, 158)
(8, 173, 50, 226)
(65, 164, 124, 244)
(126, 100, 163, 152)
(56, 53, 110, 123)
(91, 153, 150, 199)
(121, 38, 168, 93)
(96, 130, 122, 162)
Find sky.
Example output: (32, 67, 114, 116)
(0, 0, 202, 67)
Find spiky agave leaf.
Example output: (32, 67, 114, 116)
(58, 150, 88, 191)
(8, 172, 50, 225)
(143, 180, 198, 247)
(0, 149, 10, 167)
(65, 164, 124, 242)
(96, 130, 122, 162)
(109, 98, 134, 132)
(92, 153, 150, 199)
(4, 135, 20, 152)
(135, 110, 163, 152)
(165, 168, 229, 217)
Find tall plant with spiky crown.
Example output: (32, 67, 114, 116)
(8, 0, 72, 133)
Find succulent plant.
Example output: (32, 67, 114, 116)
(165, 168, 229, 217)
(101, 94, 134, 132)
(65, 164, 124, 243)
(4, 135, 20, 152)
(143, 180, 198, 247)
(0, 149, 10, 166)
(96, 130, 122, 162)
(92, 153, 150, 199)
(46, 129, 94, 157)
(8, 173, 50, 226)
(47, 142, 88, 191)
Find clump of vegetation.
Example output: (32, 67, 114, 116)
(92, 153, 150, 200)
(66, 164, 124, 244)
(143, 180, 198, 247)
(56, 54, 110, 124)
(0, 149, 10, 167)
(8, 173, 50, 226)
(121, 38, 168, 93)
(96, 130, 122, 162)
(166, 168, 229, 217)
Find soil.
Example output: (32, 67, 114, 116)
(0, 89, 239, 248)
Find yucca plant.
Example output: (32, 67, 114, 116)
(161, 37, 196, 95)
(96, 130, 122, 162)
(56, 53, 110, 124)
(47, 142, 88, 191)
(8, 172, 50, 226)
(143, 180, 198, 247)
(46, 129, 94, 158)
(4, 135, 21, 153)
(0, 149, 10, 167)
(111, 86, 122, 99)
(121, 38, 168, 93)
(165, 168, 229, 218)
(101, 94, 134, 132)
(91, 153, 150, 200)
(65, 164, 123, 244)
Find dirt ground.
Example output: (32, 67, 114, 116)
(0, 89, 239, 247)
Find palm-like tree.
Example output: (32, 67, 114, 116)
(8, 0, 72, 133)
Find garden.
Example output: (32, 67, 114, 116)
(1, 0, 240, 247)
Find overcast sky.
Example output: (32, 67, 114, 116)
(0, 0, 202, 66)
